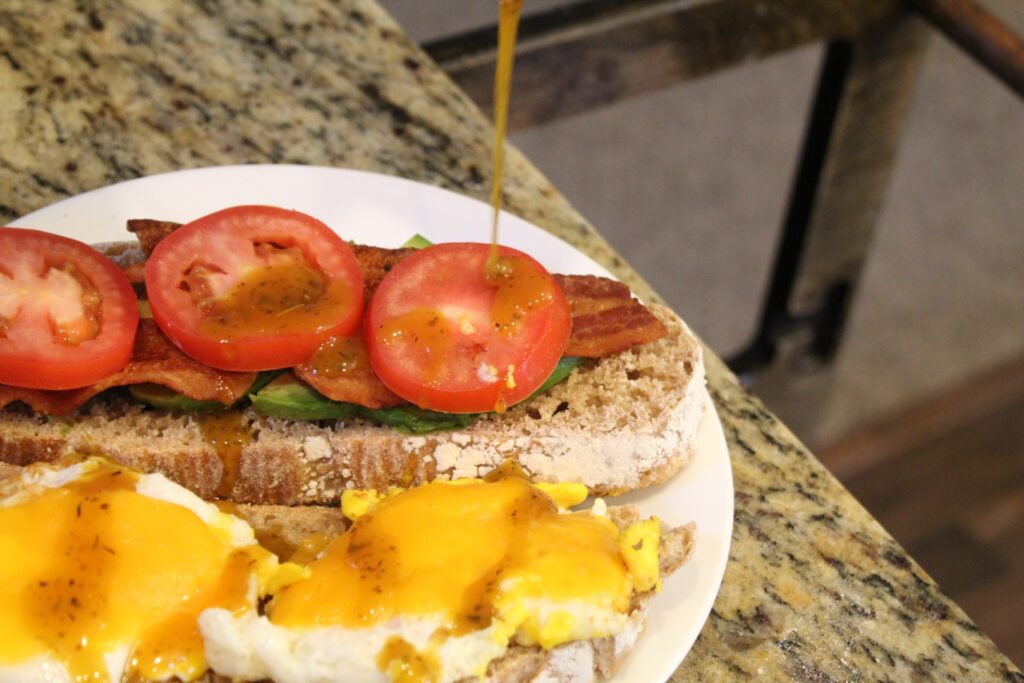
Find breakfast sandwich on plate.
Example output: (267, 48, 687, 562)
(0, 178, 725, 682)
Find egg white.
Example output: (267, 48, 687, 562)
(199, 597, 630, 683)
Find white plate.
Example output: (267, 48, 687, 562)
(13, 165, 733, 683)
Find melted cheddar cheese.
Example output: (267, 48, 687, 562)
(271, 479, 633, 635)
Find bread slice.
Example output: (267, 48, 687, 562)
(0, 304, 704, 505)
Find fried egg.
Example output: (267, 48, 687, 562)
(200, 477, 662, 683)
(0, 458, 302, 683)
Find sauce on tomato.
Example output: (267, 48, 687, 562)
(305, 335, 369, 378)
(486, 255, 556, 339)
(377, 308, 453, 384)
(192, 253, 353, 340)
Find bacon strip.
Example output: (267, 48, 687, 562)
(556, 274, 667, 357)
(351, 244, 416, 299)
(2, 221, 666, 413)
(294, 352, 403, 408)
(127, 219, 180, 255)
(0, 320, 256, 415)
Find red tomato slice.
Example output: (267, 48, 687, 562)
(0, 228, 139, 390)
(365, 243, 571, 413)
(145, 206, 364, 371)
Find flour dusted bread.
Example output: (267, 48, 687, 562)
(0, 303, 704, 505)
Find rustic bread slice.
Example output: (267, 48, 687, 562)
(0, 305, 704, 505)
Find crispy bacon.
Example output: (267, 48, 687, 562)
(351, 244, 416, 299)
(556, 274, 667, 357)
(1, 221, 667, 413)
(294, 352, 403, 409)
(127, 219, 181, 255)
(0, 320, 256, 415)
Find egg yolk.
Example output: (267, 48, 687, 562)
(0, 462, 270, 682)
(269, 478, 634, 636)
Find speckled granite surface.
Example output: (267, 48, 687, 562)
(0, 1, 1020, 680)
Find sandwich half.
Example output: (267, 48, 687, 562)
(0, 219, 705, 505)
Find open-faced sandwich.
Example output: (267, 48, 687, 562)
(0, 457, 696, 682)
(0, 206, 705, 504)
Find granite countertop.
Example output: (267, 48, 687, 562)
(1, 1, 1021, 680)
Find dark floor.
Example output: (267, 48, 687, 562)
(821, 361, 1024, 666)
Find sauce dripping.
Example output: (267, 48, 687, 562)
(268, 479, 631, 634)
(198, 410, 251, 498)
(483, 458, 530, 482)
(213, 501, 335, 564)
(376, 636, 440, 683)
(304, 335, 369, 378)
(485, 0, 524, 274)
(287, 532, 335, 565)
(128, 549, 252, 680)
(487, 255, 555, 339)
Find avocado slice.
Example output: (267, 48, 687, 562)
(129, 370, 281, 412)
(249, 374, 357, 421)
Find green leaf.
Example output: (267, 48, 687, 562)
(530, 357, 584, 398)
(400, 234, 434, 249)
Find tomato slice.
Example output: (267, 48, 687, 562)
(145, 206, 364, 371)
(365, 243, 571, 413)
(0, 228, 138, 390)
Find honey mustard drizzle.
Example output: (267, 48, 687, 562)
(305, 335, 369, 378)
(198, 410, 251, 498)
(485, 0, 523, 275)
